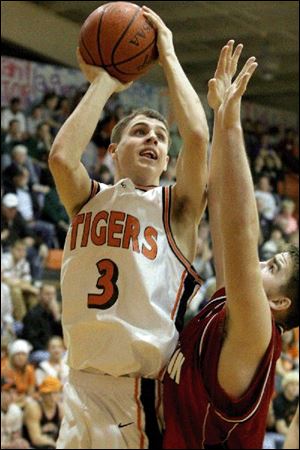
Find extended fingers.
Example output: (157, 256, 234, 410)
(216, 40, 242, 78)
(234, 62, 258, 98)
(225, 40, 235, 73)
(215, 44, 230, 77)
(230, 43, 243, 75)
(235, 56, 257, 85)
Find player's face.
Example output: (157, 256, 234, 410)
(259, 252, 293, 299)
(111, 115, 169, 185)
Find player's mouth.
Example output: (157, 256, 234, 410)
(139, 147, 158, 160)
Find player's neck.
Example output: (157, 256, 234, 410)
(114, 175, 159, 189)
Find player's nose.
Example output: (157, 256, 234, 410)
(146, 130, 158, 144)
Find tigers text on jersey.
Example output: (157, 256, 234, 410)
(61, 179, 201, 378)
(163, 288, 282, 449)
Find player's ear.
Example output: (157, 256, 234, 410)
(163, 155, 169, 172)
(108, 143, 118, 159)
(269, 296, 291, 311)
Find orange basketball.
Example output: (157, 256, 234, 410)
(79, 2, 158, 83)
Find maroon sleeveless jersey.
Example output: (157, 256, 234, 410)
(163, 288, 282, 449)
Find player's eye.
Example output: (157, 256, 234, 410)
(134, 128, 145, 135)
(157, 133, 166, 141)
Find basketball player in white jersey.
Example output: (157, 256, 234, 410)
(49, 6, 209, 449)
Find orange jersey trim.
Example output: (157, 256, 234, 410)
(134, 378, 145, 449)
(163, 186, 203, 284)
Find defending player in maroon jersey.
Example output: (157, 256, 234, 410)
(162, 41, 299, 450)
(163, 288, 282, 449)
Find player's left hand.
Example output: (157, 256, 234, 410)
(142, 6, 175, 64)
(76, 48, 132, 91)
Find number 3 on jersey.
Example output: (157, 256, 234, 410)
(88, 259, 119, 309)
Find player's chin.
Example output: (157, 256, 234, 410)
(137, 156, 159, 167)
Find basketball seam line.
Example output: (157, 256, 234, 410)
(80, 35, 97, 66)
(97, 6, 107, 66)
(108, 38, 157, 74)
(111, 6, 140, 65)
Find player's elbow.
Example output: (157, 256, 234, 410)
(48, 146, 72, 175)
(190, 125, 209, 146)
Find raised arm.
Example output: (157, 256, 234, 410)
(207, 41, 243, 289)
(209, 43, 275, 398)
(143, 7, 209, 261)
(48, 50, 130, 219)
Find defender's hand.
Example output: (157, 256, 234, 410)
(207, 40, 243, 111)
(218, 58, 258, 128)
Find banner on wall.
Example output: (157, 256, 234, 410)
(1, 55, 169, 115)
(1, 56, 86, 109)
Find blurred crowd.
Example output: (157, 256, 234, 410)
(1, 90, 299, 449)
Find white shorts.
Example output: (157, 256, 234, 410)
(56, 369, 163, 449)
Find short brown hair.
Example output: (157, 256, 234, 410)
(110, 107, 170, 145)
(281, 244, 299, 330)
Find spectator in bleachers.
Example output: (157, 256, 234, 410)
(273, 371, 299, 439)
(275, 199, 299, 237)
(93, 163, 114, 185)
(7, 144, 50, 209)
(26, 104, 44, 137)
(35, 336, 69, 386)
(253, 134, 283, 192)
(41, 180, 69, 248)
(242, 117, 261, 164)
(1, 271, 15, 344)
(2, 144, 40, 191)
(278, 128, 299, 173)
(1, 193, 49, 283)
(53, 96, 71, 129)
(5, 166, 57, 249)
(25, 121, 54, 168)
(1, 240, 39, 321)
(1, 97, 27, 135)
(1, 119, 26, 170)
(262, 153, 284, 193)
(1, 339, 36, 409)
(275, 331, 298, 397)
(255, 174, 279, 221)
(1, 193, 34, 251)
(41, 92, 60, 135)
(2, 145, 50, 210)
(22, 284, 63, 363)
(1, 379, 30, 449)
(260, 225, 286, 261)
(23, 376, 63, 449)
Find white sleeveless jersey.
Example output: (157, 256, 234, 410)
(61, 178, 202, 378)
